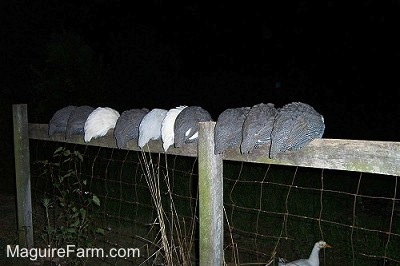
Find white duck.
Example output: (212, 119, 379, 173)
(278, 240, 331, 266)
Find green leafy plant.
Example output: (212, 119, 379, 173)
(37, 147, 104, 252)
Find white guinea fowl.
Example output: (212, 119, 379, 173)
(161, 105, 187, 152)
(278, 241, 331, 266)
(84, 107, 120, 142)
(138, 108, 168, 149)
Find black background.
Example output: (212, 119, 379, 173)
(1, 0, 398, 142)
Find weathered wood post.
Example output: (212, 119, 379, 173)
(13, 104, 34, 248)
(198, 122, 224, 266)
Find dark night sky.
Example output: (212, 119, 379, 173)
(1, 0, 399, 141)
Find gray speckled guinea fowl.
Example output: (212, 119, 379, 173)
(174, 106, 213, 148)
(114, 108, 149, 149)
(240, 103, 277, 154)
(269, 102, 325, 159)
(48, 105, 77, 138)
(65, 105, 95, 139)
(214, 107, 251, 154)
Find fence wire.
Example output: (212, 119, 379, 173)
(29, 140, 399, 265)
(223, 161, 399, 265)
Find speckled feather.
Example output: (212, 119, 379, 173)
(48, 105, 77, 138)
(214, 107, 251, 154)
(270, 102, 325, 158)
(114, 108, 149, 149)
(240, 103, 277, 154)
(65, 105, 95, 139)
(174, 106, 213, 148)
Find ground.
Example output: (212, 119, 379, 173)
(0, 192, 59, 266)
(0, 192, 30, 265)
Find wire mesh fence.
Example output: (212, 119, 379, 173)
(30, 140, 199, 265)
(223, 161, 399, 265)
(29, 139, 399, 265)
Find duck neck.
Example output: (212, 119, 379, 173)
(308, 245, 320, 265)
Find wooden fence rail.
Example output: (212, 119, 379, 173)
(28, 123, 400, 177)
(13, 104, 400, 265)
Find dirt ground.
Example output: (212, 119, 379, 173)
(0, 192, 29, 265)
(0, 192, 57, 265)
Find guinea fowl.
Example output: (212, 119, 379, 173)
(214, 107, 251, 155)
(278, 240, 331, 266)
(84, 107, 120, 142)
(48, 105, 77, 138)
(65, 105, 95, 140)
(161, 105, 187, 152)
(173, 106, 213, 148)
(138, 108, 168, 149)
(114, 108, 149, 149)
(240, 103, 277, 154)
(269, 102, 325, 159)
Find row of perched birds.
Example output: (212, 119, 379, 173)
(48, 102, 325, 158)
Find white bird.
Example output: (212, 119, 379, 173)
(138, 108, 168, 149)
(48, 105, 77, 138)
(161, 105, 187, 152)
(84, 107, 120, 142)
(278, 240, 332, 266)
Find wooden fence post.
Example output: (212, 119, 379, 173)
(13, 104, 34, 248)
(198, 122, 223, 266)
